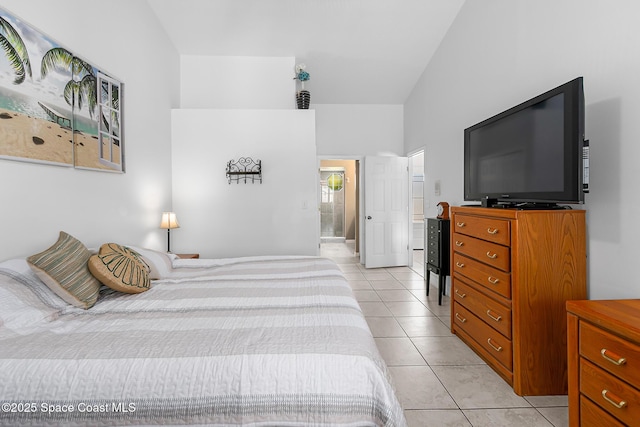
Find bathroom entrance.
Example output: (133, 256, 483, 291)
(319, 159, 359, 254)
(320, 167, 346, 242)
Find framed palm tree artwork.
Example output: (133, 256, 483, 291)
(0, 6, 124, 172)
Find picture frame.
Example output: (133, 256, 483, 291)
(0, 6, 124, 172)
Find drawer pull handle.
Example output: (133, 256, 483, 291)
(455, 290, 466, 298)
(601, 348, 627, 366)
(456, 222, 466, 227)
(601, 390, 627, 409)
(455, 241, 464, 247)
(486, 310, 502, 322)
(487, 338, 503, 352)
(455, 313, 467, 323)
(487, 276, 499, 284)
(486, 251, 498, 259)
(487, 228, 499, 235)
(456, 262, 465, 268)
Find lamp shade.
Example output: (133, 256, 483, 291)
(160, 212, 180, 229)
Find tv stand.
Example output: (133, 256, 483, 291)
(450, 206, 587, 395)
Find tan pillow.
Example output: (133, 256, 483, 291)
(27, 231, 101, 309)
(88, 244, 151, 294)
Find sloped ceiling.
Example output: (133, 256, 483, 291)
(147, 0, 465, 104)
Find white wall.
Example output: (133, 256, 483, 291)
(176, 56, 321, 257)
(315, 104, 404, 156)
(181, 56, 296, 109)
(171, 109, 318, 258)
(404, 0, 640, 299)
(180, 57, 406, 158)
(0, 0, 179, 261)
(177, 57, 405, 257)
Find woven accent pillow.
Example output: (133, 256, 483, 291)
(88, 244, 151, 294)
(27, 231, 101, 309)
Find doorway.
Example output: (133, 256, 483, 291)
(320, 167, 346, 242)
(409, 150, 425, 275)
(319, 159, 359, 256)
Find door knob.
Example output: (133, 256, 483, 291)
(366, 216, 372, 220)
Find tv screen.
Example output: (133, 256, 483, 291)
(464, 77, 585, 207)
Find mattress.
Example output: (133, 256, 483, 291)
(0, 255, 406, 426)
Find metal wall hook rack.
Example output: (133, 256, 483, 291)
(226, 157, 262, 184)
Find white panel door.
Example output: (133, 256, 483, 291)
(364, 156, 409, 268)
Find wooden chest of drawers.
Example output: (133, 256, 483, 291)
(450, 206, 586, 396)
(567, 300, 640, 426)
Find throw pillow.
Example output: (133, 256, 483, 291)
(125, 246, 175, 280)
(27, 231, 101, 309)
(88, 243, 151, 294)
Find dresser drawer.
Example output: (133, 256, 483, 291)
(427, 251, 439, 267)
(427, 242, 439, 256)
(453, 278, 512, 339)
(580, 321, 640, 387)
(427, 227, 440, 240)
(427, 236, 439, 248)
(580, 395, 625, 427)
(427, 219, 440, 232)
(453, 302, 512, 370)
(452, 253, 511, 299)
(452, 233, 510, 272)
(427, 219, 444, 238)
(580, 358, 640, 425)
(426, 263, 442, 275)
(453, 214, 510, 246)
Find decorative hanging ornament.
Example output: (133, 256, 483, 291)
(327, 173, 343, 191)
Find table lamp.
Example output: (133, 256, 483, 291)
(160, 212, 180, 252)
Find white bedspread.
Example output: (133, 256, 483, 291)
(0, 256, 407, 426)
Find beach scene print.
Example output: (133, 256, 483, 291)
(0, 7, 122, 171)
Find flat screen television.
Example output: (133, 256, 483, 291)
(464, 77, 587, 208)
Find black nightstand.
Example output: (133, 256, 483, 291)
(425, 218, 450, 305)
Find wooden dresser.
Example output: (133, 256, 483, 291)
(450, 206, 586, 396)
(567, 300, 640, 427)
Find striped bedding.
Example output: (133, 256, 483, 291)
(0, 256, 407, 426)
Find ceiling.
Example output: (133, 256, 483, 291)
(147, 0, 465, 105)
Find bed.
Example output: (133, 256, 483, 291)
(0, 235, 407, 426)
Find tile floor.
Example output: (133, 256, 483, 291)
(320, 242, 568, 427)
